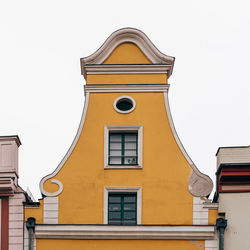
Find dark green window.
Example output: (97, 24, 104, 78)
(108, 193, 137, 225)
(109, 132, 138, 165)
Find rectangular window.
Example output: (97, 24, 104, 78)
(109, 133, 138, 165)
(108, 193, 137, 225)
(104, 126, 143, 169)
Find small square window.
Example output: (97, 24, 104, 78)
(108, 193, 137, 225)
(104, 126, 143, 169)
(104, 187, 142, 224)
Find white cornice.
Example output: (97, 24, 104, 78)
(81, 28, 175, 79)
(0, 136, 21, 147)
(35, 224, 215, 240)
(84, 84, 169, 94)
(203, 203, 219, 209)
(84, 64, 172, 78)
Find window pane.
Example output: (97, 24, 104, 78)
(124, 142, 136, 150)
(124, 203, 136, 211)
(110, 142, 122, 150)
(109, 150, 122, 156)
(109, 220, 122, 225)
(109, 212, 121, 219)
(124, 150, 137, 156)
(109, 134, 122, 142)
(109, 196, 121, 203)
(123, 220, 136, 225)
(109, 203, 121, 211)
(124, 134, 137, 142)
(109, 156, 122, 164)
(124, 156, 137, 165)
(124, 195, 136, 203)
(124, 211, 136, 220)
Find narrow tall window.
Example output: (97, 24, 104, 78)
(108, 193, 137, 225)
(109, 132, 138, 165)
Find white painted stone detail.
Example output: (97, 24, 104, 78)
(205, 240, 218, 249)
(193, 197, 208, 225)
(43, 197, 59, 224)
(9, 194, 25, 250)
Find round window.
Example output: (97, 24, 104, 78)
(114, 96, 136, 114)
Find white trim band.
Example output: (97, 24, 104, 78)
(84, 64, 172, 76)
(34, 224, 216, 240)
(84, 84, 169, 94)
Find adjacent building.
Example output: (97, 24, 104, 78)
(215, 146, 250, 250)
(0, 136, 31, 250)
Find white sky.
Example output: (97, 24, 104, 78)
(1, 0, 250, 200)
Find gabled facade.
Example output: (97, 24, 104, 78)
(24, 28, 218, 250)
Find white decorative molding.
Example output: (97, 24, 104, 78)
(203, 202, 219, 209)
(34, 224, 215, 240)
(103, 187, 142, 225)
(41, 179, 63, 197)
(163, 92, 213, 197)
(84, 64, 172, 75)
(0, 177, 15, 195)
(104, 125, 143, 169)
(9, 193, 26, 250)
(205, 240, 218, 250)
(81, 28, 175, 79)
(84, 84, 169, 94)
(113, 95, 136, 114)
(43, 197, 59, 224)
(39, 93, 90, 197)
(193, 197, 208, 225)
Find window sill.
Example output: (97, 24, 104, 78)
(104, 165, 142, 169)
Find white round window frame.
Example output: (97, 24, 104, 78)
(113, 96, 136, 114)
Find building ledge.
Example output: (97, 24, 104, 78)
(0, 177, 16, 195)
(35, 224, 216, 240)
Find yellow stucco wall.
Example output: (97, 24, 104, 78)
(86, 43, 168, 84)
(24, 199, 43, 224)
(208, 209, 218, 225)
(42, 92, 193, 224)
(103, 43, 151, 64)
(36, 239, 205, 250)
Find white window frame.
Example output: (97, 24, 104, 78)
(113, 95, 136, 114)
(104, 125, 143, 169)
(103, 187, 142, 225)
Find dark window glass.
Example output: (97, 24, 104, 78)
(116, 98, 133, 111)
(108, 193, 137, 225)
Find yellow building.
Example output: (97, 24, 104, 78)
(24, 28, 218, 250)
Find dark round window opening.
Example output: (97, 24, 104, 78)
(116, 98, 133, 111)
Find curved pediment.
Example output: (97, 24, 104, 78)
(80, 28, 175, 78)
